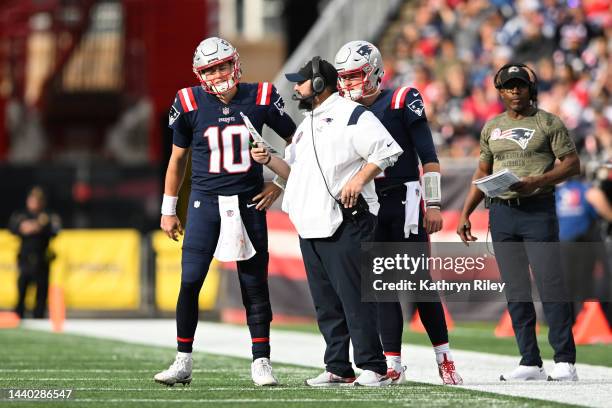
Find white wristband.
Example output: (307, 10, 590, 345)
(161, 194, 178, 216)
(422, 172, 442, 204)
(272, 174, 287, 190)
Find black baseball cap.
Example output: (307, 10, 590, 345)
(285, 58, 338, 87)
(497, 65, 531, 87)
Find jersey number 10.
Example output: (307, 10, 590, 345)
(204, 125, 251, 173)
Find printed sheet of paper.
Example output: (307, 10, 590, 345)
(472, 168, 521, 197)
(240, 112, 278, 154)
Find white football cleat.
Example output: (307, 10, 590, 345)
(547, 362, 578, 381)
(500, 365, 547, 381)
(251, 357, 278, 386)
(353, 370, 392, 387)
(154, 354, 193, 386)
(304, 371, 356, 387)
(438, 355, 463, 385)
(387, 365, 407, 385)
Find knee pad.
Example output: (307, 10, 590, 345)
(245, 301, 272, 325)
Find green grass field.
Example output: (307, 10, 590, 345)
(0, 328, 579, 407)
(273, 322, 612, 367)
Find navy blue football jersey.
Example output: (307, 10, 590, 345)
(368, 87, 438, 189)
(169, 82, 296, 195)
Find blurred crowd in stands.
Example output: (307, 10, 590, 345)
(381, 0, 611, 159)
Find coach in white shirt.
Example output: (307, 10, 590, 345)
(251, 57, 403, 387)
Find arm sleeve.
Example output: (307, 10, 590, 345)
(168, 93, 193, 148)
(409, 118, 439, 164)
(265, 85, 297, 140)
(283, 122, 304, 167)
(351, 110, 403, 165)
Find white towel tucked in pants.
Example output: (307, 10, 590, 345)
(213, 195, 256, 261)
(403, 181, 422, 238)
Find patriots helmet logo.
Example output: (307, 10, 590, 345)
(491, 127, 536, 150)
(408, 98, 425, 116)
(356, 44, 373, 59)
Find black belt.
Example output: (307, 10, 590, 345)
(485, 194, 554, 208)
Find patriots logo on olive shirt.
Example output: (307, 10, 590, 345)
(491, 127, 536, 150)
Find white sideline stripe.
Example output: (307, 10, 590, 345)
(23, 319, 612, 407)
(71, 387, 317, 391)
(63, 398, 429, 403)
(0, 369, 247, 373)
(0, 378, 149, 381)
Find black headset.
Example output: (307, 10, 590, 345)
(494, 63, 538, 103)
(311, 56, 325, 95)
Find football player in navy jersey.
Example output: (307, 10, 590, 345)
(334, 41, 463, 385)
(155, 37, 296, 387)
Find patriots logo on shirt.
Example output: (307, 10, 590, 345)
(169, 105, 180, 125)
(356, 44, 373, 58)
(321, 117, 333, 124)
(408, 98, 424, 116)
(274, 96, 285, 116)
(491, 127, 536, 150)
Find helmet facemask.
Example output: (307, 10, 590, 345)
(337, 64, 378, 101)
(193, 54, 241, 95)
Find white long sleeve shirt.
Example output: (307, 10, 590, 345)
(282, 93, 403, 239)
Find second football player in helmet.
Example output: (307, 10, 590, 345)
(334, 40, 463, 386)
(334, 40, 384, 101)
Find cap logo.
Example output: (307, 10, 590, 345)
(508, 66, 520, 73)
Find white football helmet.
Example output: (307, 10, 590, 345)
(334, 40, 384, 101)
(192, 37, 241, 94)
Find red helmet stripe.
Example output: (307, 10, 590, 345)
(391, 86, 411, 110)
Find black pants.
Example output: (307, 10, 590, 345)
(15, 259, 49, 319)
(490, 197, 576, 366)
(299, 214, 386, 377)
(177, 189, 271, 356)
(375, 187, 448, 351)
